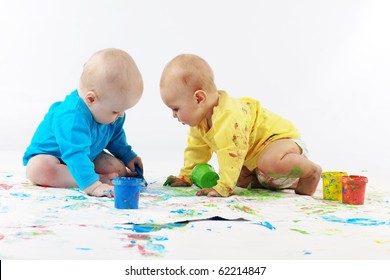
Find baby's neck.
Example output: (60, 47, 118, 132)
(205, 92, 219, 128)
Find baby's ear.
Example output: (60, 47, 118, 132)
(84, 91, 96, 105)
(194, 90, 207, 104)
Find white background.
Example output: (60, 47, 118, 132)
(0, 0, 389, 183)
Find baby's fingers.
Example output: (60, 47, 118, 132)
(163, 175, 176, 186)
(196, 188, 220, 197)
(92, 184, 114, 197)
(102, 189, 115, 198)
(171, 181, 190, 187)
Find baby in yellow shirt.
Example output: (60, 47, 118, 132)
(160, 54, 322, 197)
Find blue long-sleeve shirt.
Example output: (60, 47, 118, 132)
(23, 90, 137, 190)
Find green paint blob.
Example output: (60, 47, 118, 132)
(234, 188, 284, 200)
(290, 228, 309, 234)
(268, 167, 303, 178)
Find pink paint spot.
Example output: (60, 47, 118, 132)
(0, 234, 4, 240)
(125, 234, 151, 241)
(0, 183, 13, 190)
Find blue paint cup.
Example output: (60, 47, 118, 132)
(112, 177, 142, 209)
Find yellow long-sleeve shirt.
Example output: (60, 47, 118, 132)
(179, 90, 300, 197)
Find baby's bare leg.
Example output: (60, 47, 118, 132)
(26, 155, 77, 188)
(282, 153, 322, 195)
(93, 151, 128, 181)
(257, 139, 322, 195)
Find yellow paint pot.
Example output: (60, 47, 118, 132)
(321, 171, 348, 201)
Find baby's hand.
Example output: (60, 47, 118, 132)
(99, 172, 119, 185)
(163, 175, 191, 187)
(196, 188, 221, 197)
(84, 182, 114, 198)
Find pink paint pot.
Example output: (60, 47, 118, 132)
(341, 175, 368, 205)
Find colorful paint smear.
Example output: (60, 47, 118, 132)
(290, 228, 310, 235)
(116, 222, 188, 233)
(0, 183, 13, 190)
(1, 172, 389, 259)
(322, 216, 389, 226)
(170, 208, 208, 216)
(121, 233, 166, 257)
(254, 221, 276, 230)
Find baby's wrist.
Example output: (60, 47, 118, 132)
(84, 180, 103, 195)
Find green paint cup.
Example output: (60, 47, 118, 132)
(191, 163, 220, 189)
(321, 171, 348, 201)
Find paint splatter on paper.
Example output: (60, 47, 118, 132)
(0, 172, 389, 259)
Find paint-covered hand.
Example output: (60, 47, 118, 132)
(85, 182, 115, 198)
(127, 156, 144, 177)
(196, 188, 221, 197)
(163, 175, 191, 187)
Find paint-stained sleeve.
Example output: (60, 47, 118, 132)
(212, 110, 250, 197)
(178, 128, 212, 183)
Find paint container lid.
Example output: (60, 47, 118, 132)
(341, 175, 368, 185)
(321, 172, 348, 179)
(112, 177, 142, 187)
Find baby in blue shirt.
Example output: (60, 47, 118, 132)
(23, 48, 144, 197)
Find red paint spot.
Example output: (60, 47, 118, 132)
(125, 234, 151, 241)
(229, 153, 238, 158)
(0, 234, 5, 240)
(124, 243, 136, 249)
(124, 243, 156, 256)
(0, 184, 13, 190)
(137, 244, 147, 255)
(136, 244, 159, 257)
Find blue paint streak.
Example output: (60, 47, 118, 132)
(322, 215, 389, 226)
(132, 224, 156, 233)
(10, 193, 31, 198)
(170, 209, 207, 215)
(145, 243, 165, 253)
(253, 221, 276, 230)
(170, 209, 186, 214)
(154, 236, 168, 241)
(115, 222, 188, 233)
(65, 195, 87, 200)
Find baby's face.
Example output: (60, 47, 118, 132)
(160, 85, 204, 127)
(89, 90, 139, 124)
